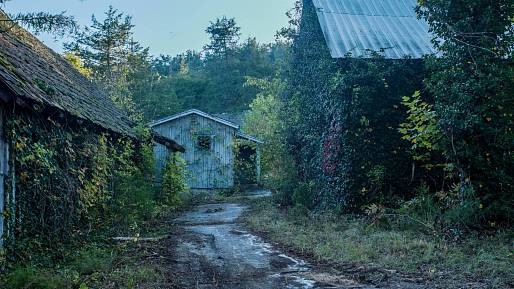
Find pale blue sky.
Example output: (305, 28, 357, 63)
(2, 0, 295, 56)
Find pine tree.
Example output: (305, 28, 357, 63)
(0, 3, 76, 37)
(204, 16, 241, 57)
(66, 6, 141, 120)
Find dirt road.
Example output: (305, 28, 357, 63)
(169, 198, 380, 289)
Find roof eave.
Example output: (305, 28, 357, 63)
(237, 132, 264, 144)
(149, 109, 240, 129)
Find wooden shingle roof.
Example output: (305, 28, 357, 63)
(0, 11, 134, 136)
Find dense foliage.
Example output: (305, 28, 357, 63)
(244, 0, 513, 229)
(242, 77, 299, 202)
(417, 0, 514, 225)
(160, 153, 188, 209)
(1, 110, 188, 265)
(271, 0, 425, 211)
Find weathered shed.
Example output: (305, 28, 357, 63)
(151, 109, 262, 190)
(0, 11, 183, 248)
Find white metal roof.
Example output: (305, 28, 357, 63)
(150, 109, 263, 144)
(312, 0, 438, 59)
(150, 109, 240, 129)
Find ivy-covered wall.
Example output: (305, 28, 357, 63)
(0, 103, 146, 262)
(284, 0, 426, 211)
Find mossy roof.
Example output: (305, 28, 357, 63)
(0, 11, 134, 137)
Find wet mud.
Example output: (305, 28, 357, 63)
(171, 202, 379, 289)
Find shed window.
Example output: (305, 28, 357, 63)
(197, 135, 212, 150)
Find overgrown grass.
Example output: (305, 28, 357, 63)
(2, 267, 72, 289)
(0, 242, 167, 289)
(244, 198, 514, 288)
(0, 211, 178, 289)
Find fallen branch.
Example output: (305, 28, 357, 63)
(113, 236, 168, 242)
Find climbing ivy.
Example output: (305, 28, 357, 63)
(283, 0, 425, 211)
(2, 110, 186, 263)
(4, 112, 121, 261)
(160, 153, 188, 209)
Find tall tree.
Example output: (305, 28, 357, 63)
(275, 0, 302, 44)
(204, 16, 241, 57)
(66, 6, 140, 119)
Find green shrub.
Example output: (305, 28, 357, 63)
(160, 153, 188, 209)
(292, 181, 316, 209)
(113, 169, 158, 224)
(442, 185, 482, 230)
(287, 204, 311, 223)
(242, 77, 301, 206)
(396, 186, 441, 232)
(107, 129, 163, 233)
(399, 91, 442, 163)
(395, 184, 486, 232)
(2, 267, 70, 289)
(69, 247, 115, 276)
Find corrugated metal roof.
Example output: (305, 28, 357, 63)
(150, 109, 240, 129)
(150, 109, 263, 144)
(311, 0, 437, 59)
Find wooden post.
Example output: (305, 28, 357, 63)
(256, 148, 261, 185)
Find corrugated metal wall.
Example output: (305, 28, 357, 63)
(153, 114, 236, 189)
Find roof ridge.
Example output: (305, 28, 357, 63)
(150, 109, 240, 129)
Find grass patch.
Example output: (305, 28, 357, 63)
(0, 243, 166, 289)
(67, 246, 116, 276)
(244, 198, 514, 288)
(0, 214, 176, 289)
(2, 267, 72, 289)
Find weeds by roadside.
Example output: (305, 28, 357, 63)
(243, 198, 514, 288)
(0, 211, 178, 289)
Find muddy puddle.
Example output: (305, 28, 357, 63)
(172, 202, 376, 289)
